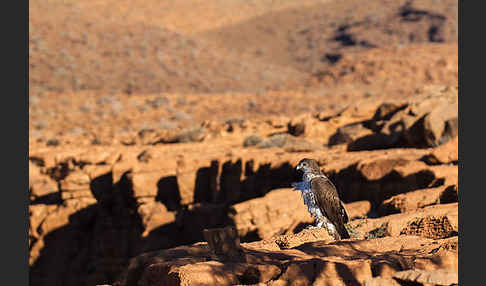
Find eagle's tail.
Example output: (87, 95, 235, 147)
(337, 201, 350, 239)
(337, 223, 350, 239)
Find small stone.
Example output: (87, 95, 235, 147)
(46, 138, 60, 146)
(287, 120, 306, 136)
(243, 135, 264, 147)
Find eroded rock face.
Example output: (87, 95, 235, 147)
(349, 203, 458, 240)
(113, 230, 458, 286)
(400, 215, 457, 239)
(29, 87, 459, 286)
(29, 132, 458, 286)
(377, 184, 456, 216)
(327, 154, 457, 207)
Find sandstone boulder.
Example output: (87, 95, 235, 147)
(378, 186, 446, 216)
(229, 188, 313, 240)
(328, 122, 373, 147)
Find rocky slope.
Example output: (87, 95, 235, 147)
(29, 87, 458, 285)
(29, 0, 457, 95)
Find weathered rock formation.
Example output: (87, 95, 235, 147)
(113, 230, 458, 286)
(29, 130, 458, 285)
(29, 83, 458, 286)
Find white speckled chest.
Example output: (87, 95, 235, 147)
(294, 173, 325, 219)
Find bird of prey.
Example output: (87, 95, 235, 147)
(292, 158, 350, 240)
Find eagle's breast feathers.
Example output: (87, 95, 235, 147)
(294, 173, 348, 225)
(293, 158, 351, 239)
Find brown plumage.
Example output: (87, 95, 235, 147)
(311, 177, 350, 239)
(294, 158, 350, 239)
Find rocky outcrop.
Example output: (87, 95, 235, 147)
(346, 86, 458, 150)
(113, 229, 457, 286)
(327, 153, 458, 208)
(29, 84, 459, 286)
(349, 203, 458, 239)
(229, 188, 313, 240)
(328, 122, 374, 147)
(29, 132, 458, 285)
(377, 183, 458, 216)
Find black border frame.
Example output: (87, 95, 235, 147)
(10, 0, 29, 285)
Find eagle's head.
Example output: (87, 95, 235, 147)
(296, 158, 321, 174)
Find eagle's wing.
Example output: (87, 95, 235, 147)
(311, 177, 350, 238)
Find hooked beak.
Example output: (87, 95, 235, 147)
(296, 165, 302, 171)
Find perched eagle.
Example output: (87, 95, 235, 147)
(292, 158, 350, 240)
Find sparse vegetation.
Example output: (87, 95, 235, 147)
(344, 223, 360, 239)
(365, 223, 390, 239)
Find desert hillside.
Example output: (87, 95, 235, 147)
(29, 0, 458, 285)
